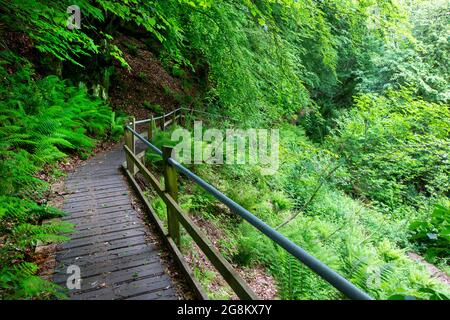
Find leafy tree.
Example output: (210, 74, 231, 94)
(357, 0, 450, 103)
(331, 88, 449, 209)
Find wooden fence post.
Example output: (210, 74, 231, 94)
(161, 114, 166, 131)
(148, 115, 154, 141)
(183, 108, 191, 129)
(181, 108, 186, 127)
(172, 110, 177, 127)
(125, 117, 136, 175)
(163, 145, 180, 246)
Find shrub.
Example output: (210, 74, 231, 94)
(0, 52, 123, 299)
(331, 89, 449, 209)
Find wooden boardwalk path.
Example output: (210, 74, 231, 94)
(53, 143, 178, 300)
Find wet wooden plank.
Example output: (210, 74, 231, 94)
(64, 205, 134, 219)
(66, 213, 139, 231)
(56, 243, 151, 267)
(67, 186, 127, 199)
(65, 190, 130, 204)
(59, 228, 146, 250)
(67, 183, 128, 194)
(126, 289, 178, 300)
(66, 222, 144, 240)
(63, 198, 131, 211)
(54, 251, 162, 284)
(57, 233, 148, 259)
(71, 276, 174, 300)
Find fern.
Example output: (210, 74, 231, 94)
(0, 52, 124, 299)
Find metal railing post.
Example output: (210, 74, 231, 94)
(163, 145, 180, 246)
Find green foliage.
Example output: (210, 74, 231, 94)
(358, 0, 450, 103)
(0, 52, 123, 299)
(0, 195, 72, 299)
(2, 0, 448, 301)
(0, 262, 65, 300)
(0, 0, 185, 67)
(142, 102, 164, 114)
(120, 0, 449, 300)
(182, 123, 449, 300)
(272, 250, 338, 300)
(157, 0, 359, 124)
(123, 41, 139, 56)
(144, 126, 179, 164)
(327, 88, 449, 272)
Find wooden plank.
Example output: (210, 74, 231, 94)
(64, 204, 133, 217)
(56, 235, 148, 259)
(68, 168, 119, 175)
(66, 213, 138, 231)
(68, 177, 124, 187)
(63, 210, 135, 224)
(67, 172, 120, 182)
(56, 243, 152, 266)
(56, 245, 157, 269)
(68, 265, 165, 293)
(148, 115, 154, 141)
(125, 288, 178, 300)
(68, 181, 124, 188)
(55, 252, 162, 284)
(65, 190, 129, 204)
(67, 181, 126, 191)
(66, 223, 144, 240)
(67, 186, 126, 199)
(63, 197, 130, 211)
(63, 214, 137, 230)
(124, 121, 136, 176)
(71, 277, 173, 300)
(59, 228, 146, 250)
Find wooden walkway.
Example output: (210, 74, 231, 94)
(53, 143, 178, 300)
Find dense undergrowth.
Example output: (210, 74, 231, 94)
(146, 114, 449, 299)
(0, 52, 124, 299)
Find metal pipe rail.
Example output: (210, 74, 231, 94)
(125, 124, 373, 300)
